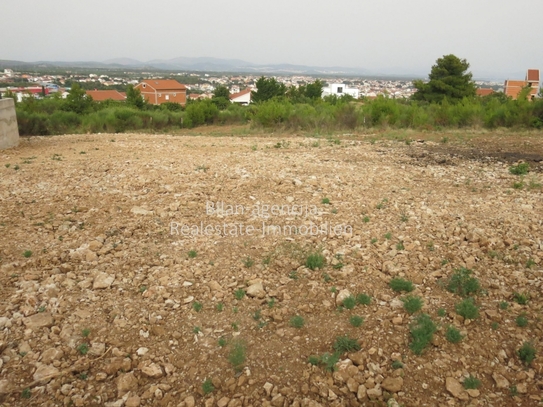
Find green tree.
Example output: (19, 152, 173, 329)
(252, 76, 286, 103)
(212, 85, 230, 110)
(63, 83, 94, 114)
(412, 54, 476, 103)
(305, 79, 324, 99)
(126, 85, 145, 109)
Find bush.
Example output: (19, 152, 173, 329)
(517, 342, 536, 366)
(446, 267, 480, 297)
(253, 100, 293, 127)
(305, 252, 325, 270)
(402, 295, 423, 314)
(333, 335, 361, 353)
(455, 298, 479, 320)
(445, 325, 464, 343)
(389, 278, 414, 293)
(409, 314, 437, 355)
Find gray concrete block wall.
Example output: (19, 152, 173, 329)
(0, 98, 19, 150)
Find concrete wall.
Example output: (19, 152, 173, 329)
(0, 98, 19, 150)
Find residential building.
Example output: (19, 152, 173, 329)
(230, 88, 251, 105)
(85, 90, 126, 102)
(476, 88, 494, 97)
(504, 69, 540, 100)
(135, 79, 187, 105)
(322, 83, 359, 99)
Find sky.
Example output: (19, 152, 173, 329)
(2, 0, 543, 79)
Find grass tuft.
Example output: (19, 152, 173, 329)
(463, 375, 481, 390)
(445, 267, 480, 297)
(409, 314, 437, 355)
(402, 295, 423, 314)
(305, 252, 326, 270)
(455, 298, 479, 320)
(517, 342, 536, 366)
(389, 278, 414, 293)
(332, 335, 361, 353)
(349, 315, 364, 327)
(445, 325, 464, 343)
(289, 315, 305, 329)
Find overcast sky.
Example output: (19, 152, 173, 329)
(2, 0, 542, 79)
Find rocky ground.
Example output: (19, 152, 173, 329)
(0, 128, 542, 407)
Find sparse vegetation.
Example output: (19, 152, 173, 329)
(242, 257, 254, 268)
(290, 315, 305, 329)
(333, 335, 361, 353)
(188, 250, 197, 258)
(77, 343, 89, 355)
(455, 298, 479, 320)
(513, 292, 529, 305)
(402, 295, 423, 314)
(349, 315, 364, 327)
(499, 301, 508, 310)
(192, 302, 203, 312)
(437, 308, 447, 317)
(516, 313, 528, 327)
(509, 162, 529, 175)
(23, 250, 32, 258)
(342, 296, 356, 310)
(234, 289, 246, 300)
(445, 267, 480, 297)
(202, 378, 215, 395)
(445, 325, 464, 343)
(517, 341, 536, 366)
(305, 252, 325, 270)
(463, 375, 481, 390)
(356, 293, 372, 305)
(391, 360, 404, 369)
(409, 314, 437, 355)
(228, 339, 247, 372)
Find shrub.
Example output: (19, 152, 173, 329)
(509, 163, 529, 175)
(389, 278, 414, 293)
(463, 375, 481, 390)
(290, 315, 305, 329)
(455, 298, 479, 320)
(517, 342, 536, 366)
(349, 315, 364, 327)
(228, 339, 247, 372)
(445, 325, 464, 343)
(305, 252, 325, 270)
(202, 378, 214, 395)
(309, 352, 340, 372)
(513, 292, 529, 305)
(342, 296, 356, 310)
(356, 293, 372, 305)
(515, 313, 528, 327)
(234, 289, 246, 300)
(333, 335, 361, 353)
(402, 295, 423, 314)
(409, 314, 437, 355)
(446, 267, 480, 297)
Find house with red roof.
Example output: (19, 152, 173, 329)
(475, 88, 494, 97)
(85, 90, 126, 102)
(229, 88, 251, 105)
(135, 79, 187, 105)
(503, 69, 540, 100)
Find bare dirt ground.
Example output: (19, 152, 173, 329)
(0, 128, 542, 407)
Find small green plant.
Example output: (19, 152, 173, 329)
(445, 325, 464, 343)
(139, 285, 147, 293)
(202, 378, 215, 395)
(290, 315, 305, 328)
(314, 352, 341, 372)
(14, 164, 20, 170)
(305, 252, 326, 270)
(356, 293, 371, 306)
(517, 341, 536, 366)
(455, 298, 479, 320)
(330, 286, 338, 294)
(192, 302, 203, 312)
(409, 314, 437, 355)
(321, 197, 330, 205)
(82, 328, 91, 338)
(218, 337, 227, 347)
(400, 213, 408, 222)
(402, 295, 423, 314)
(526, 258, 536, 269)
(38, 306, 46, 313)
(21, 388, 31, 399)
(384, 232, 392, 240)
(349, 315, 364, 327)
(79, 373, 88, 380)
(5, 163, 11, 168)
(370, 237, 378, 244)
(242, 257, 254, 268)
(193, 326, 201, 334)
(441, 136, 449, 144)
(441, 259, 449, 266)
(228, 339, 247, 372)
(516, 313, 528, 327)
(234, 289, 246, 300)
(389, 278, 414, 293)
(288, 270, 299, 280)
(216, 302, 224, 312)
(188, 250, 197, 258)
(427, 241, 435, 251)
(252, 310, 262, 321)
(342, 296, 356, 310)
(322, 272, 332, 283)
(513, 292, 529, 305)
(77, 343, 89, 355)
(446, 267, 480, 297)
(396, 241, 405, 250)
(23, 250, 32, 258)
(437, 308, 447, 317)
(391, 360, 404, 369)
(513, 180, 524, 189)
(499, 301, 509, 310)
(333, 335, 361, 353)
(231, 322, 238, 331)
(509, 162, 529, 175)
(308, 355, 320, 366)
(491, 322, 499, 330)
(267, 298, 275, 308)
(509, 385, 518, 397)
(363, 216, 370, 223)
(463, 375, 481, 390)
(232, 307, 238, 314)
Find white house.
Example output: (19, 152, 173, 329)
(322, 83, 359, 99)
(229, 88, 251, 105)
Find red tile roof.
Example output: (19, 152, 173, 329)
(140, 79, 186, 91)
(229, 88, 251, 100)
(86, 90, 126, 101)
(526, 69, 540, 82)
(476, 88, 494, 97)
(504, 80, 538, 99)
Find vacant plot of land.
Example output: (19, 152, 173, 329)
(0, 130, 542, 406)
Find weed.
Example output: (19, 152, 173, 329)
(376, 198, 388, 209)
(228, 339, 247, 372)
(77, 343, 89, 355)
(437, 308, 447, 317)
(267, 298, 275, 308)
(528, 177, 541, 189)
(517, 342, 536, 366)
(332, 261, 343, 269)
(188, 250, 197, 258)
(202, 378, 215, 395)
(234, 289, 246, 300)
(262, 255, 272, 265)
(290, 315, 305, 329)
(242, 257, 254, 268)
(21, 388, 31, 399)
(491, 322, 499, 330)
(218, 337, 227, 347)
(402, 295, 423, 314)
(252, 310, 262, 321)
(455, 298, 479, 320)
(333, 335, 361, 353)
(513, 292, 529, 305)
(330, 286, 338, 294)
(308, 355, 320, 366)
(513, 180, 524, 189)
(409, 314, 437, 355)
(23, 250, 32, 258)
(233, 307, 238, 314)
(389, 278, 414, 293)
(216, 303, 224, 312)
(509, 162, 529, 175)
(314, 352, 340, 372)
(321, 197, 330, 205)
(192, 302, 203, 312)
(400, 213, 408, 222)
(441, 259, 448, 266)
(463, 375, 481, 390)
(79, 373, 88, 380)
(363, 216, 370, 223)
(441, 136, 449, 144)
(370, 238, 378, 244)
(356, 293, 372, 306)
(342, 296, 356, 310)
(526, 258, 536, 268)
(322, 272, 332, 283)
(516, 313, 528, 327)
(305, 252, 325, 270)
(231, 322, 238, 331)
(14, 165, 19, 170)
(396, 241, 405, 250)
(139, 285, 147, 293)
(5, 163, 10, 168)
(349, 315, 364, 327)
(392, 360, 404, 369)
(288, 270, 299, 280)
(82, 328, 91, 338)
(499, 301, 508, 310)
(509, 385, 518, 397)
(193, 326, 201, 334)
(384, 232, 392, 240)
(427, 241, 435, 251)
(445, 325, 464, 343)
(445, 267, 480, 297)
